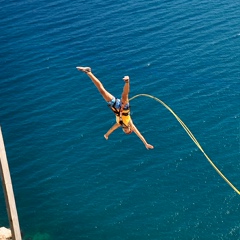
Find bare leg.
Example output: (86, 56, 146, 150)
(121, 76, 130, 105)
(77, 67, 113, 102)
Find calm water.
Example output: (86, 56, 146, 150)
(1, 0, 240, 239)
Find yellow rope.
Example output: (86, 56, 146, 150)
(129, 93, 240, 195)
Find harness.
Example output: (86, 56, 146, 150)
(108, 98, 130, 127)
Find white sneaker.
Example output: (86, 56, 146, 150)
(76, 66, 91, 73)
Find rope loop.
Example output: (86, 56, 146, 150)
(130, 94, 240, 195)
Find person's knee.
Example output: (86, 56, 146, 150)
(99, 86, 106, 94)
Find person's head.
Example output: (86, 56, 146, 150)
(122, 126, 132, 135)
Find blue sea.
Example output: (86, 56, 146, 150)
(1, 0, 240, 239)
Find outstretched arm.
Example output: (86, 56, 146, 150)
(130, 121, 154, 150)
(104, 123, 121, 140)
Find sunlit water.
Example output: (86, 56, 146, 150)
(1, 0, 239, 239)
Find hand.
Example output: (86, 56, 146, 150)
(123, 76, 129, 82)
(145, 143, 154, 150)
(104, 134, 108, 140)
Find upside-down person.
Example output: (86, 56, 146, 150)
(76, 67, 154, 150)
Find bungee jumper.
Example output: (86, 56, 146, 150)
(76, 66, 154, 150)
(75, 67, 240, 194)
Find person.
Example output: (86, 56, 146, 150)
(76, 66, 154, 150)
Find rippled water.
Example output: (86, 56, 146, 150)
(1, 0, 240, 239)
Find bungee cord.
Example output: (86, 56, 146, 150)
(129, 93, 240, 195)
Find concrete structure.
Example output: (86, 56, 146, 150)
(0, 227, 12, 240)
